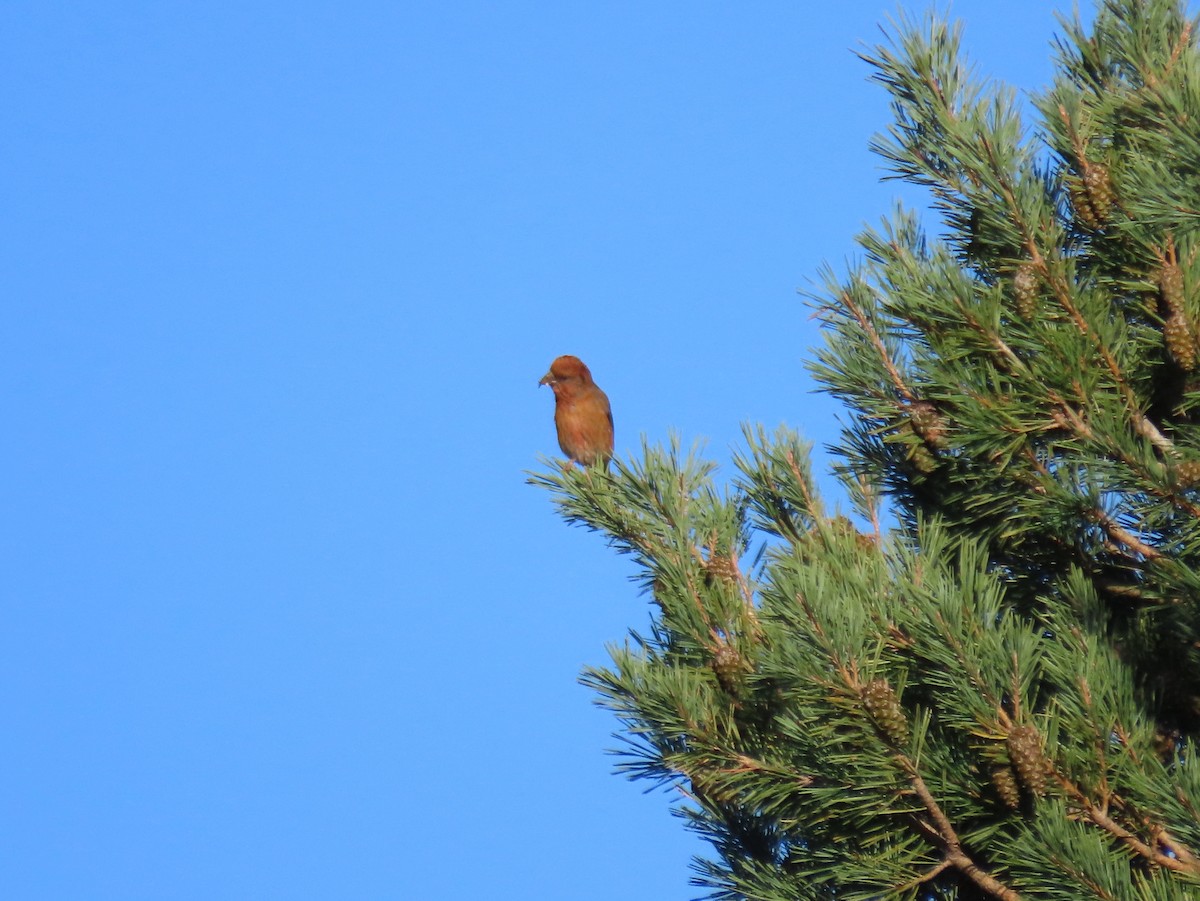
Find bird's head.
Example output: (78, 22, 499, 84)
(539, 355, 592, 389)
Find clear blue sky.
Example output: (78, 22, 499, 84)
(6, 2, 1065, 898)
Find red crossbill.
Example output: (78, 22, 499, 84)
(539, 355, 613, 468)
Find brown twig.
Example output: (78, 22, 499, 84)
(1055, 772, 1200, 875)
(903, 761, 1023, 901)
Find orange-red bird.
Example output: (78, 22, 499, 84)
(539, 355, 614, 467)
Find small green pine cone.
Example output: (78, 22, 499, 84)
(711, 644, 746, 697)
(1013, 262, 1038, 321)
(1007, 724, 1048, 798)
(991, 765, 1021, 810)
(1083, 163, 1113, 222)
(1161, 261, 1185, 317)
(1165, 314, 1196, 370)
(861, 679, 909, 746)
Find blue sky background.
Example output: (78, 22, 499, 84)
(6, 2, 1069, 898)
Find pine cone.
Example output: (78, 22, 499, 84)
(1160, 261, 1185, 317)
(910, 444, 938, 474)
(991, 765, 1021, 810)
(1007, 724, 1048, 798)
(861, 678, 909, 746)
(1083, 162, 1114, 223)
(1013, 262, 1038, 321)
(909, 401, 947, 447)
(1165, 313, 1196, 370)
(703, 554, 739, 587)
(854, 530, 878, 553)
(830, 516, 876, 551)
(712, 644, 747, 697)
(1176, 459, 1200, 488)
(1154, 727, 1182, 762)
(1069, 178, 1099, 230)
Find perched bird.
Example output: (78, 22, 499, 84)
(539, 355, 614, 468)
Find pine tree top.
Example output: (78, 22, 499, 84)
(533, 2, 1200, 898)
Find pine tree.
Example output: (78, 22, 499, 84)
(531, 1, 1200, 897)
